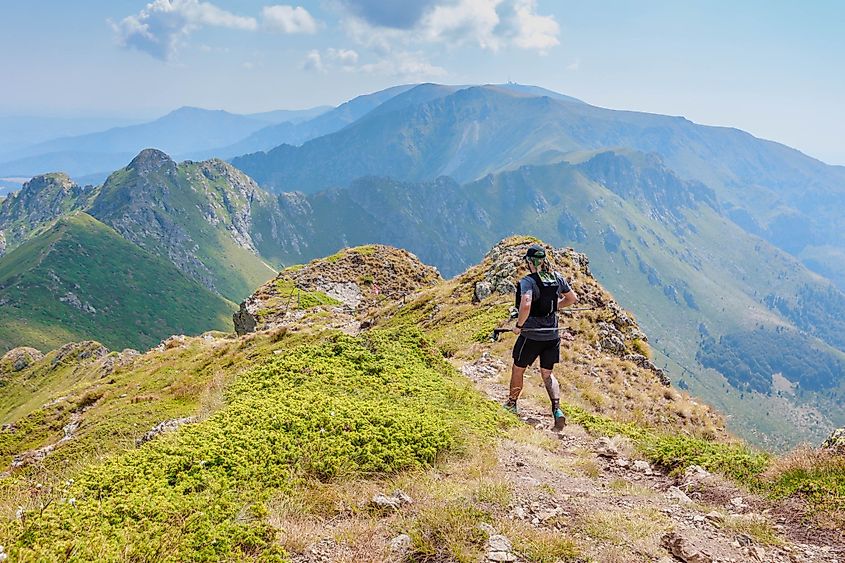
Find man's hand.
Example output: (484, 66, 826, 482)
(512, 326, 522, 335)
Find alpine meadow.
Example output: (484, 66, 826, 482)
(1, 1, 844, 562)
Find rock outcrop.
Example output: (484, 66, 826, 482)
(234, 245, 441, 334)
(1, 347, 44, 373)
(822, 427, 845, 454)
(0, 173, 96, 256)
(469, 238, 670, 385)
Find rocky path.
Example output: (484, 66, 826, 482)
(461, 353, 843, 563)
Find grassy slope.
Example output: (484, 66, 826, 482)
(0, 213, 235, 354)
(0, 327, 509, 561)
(0, 239, 841, 560)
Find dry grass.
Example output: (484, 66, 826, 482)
(498, 519, 581, 562)
(581, 507, 671, 558)
(607, 478, 656, 498)
(722, 513, 784, 546)
(508, 425, 561, 452)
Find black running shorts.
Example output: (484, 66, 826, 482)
(512, 336, 560, 369)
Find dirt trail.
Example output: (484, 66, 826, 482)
(461, 352, 843, 563)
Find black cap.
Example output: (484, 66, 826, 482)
(525, 244, 546, 259)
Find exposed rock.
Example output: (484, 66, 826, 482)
(474, 280, 494, 302)
(315, 280, 361, 309)
(594, 436, 619, 458)
(1, 347, 44, 373)
(370, 489, 414, 511)
(461, 353, 505, 381)
(0, 173, 94, 253)
(478, 522, 496, 536)
(136, 417, 197, 446)
(233, 300, 259, 336)
(661, 532, 714, 563)
(486, 534, 516, 562)
(633, 460, 653, 474)
(11, 411, 84, 468)
(705, 511, 724, 526)
(235, 245, 440, 334)
(95, 349, 140, 377)
(623, 353, 672, 386)
(389, 533, 412, 554)
(821, 427, 845, 454)
(155, 335, 190, 351)
(58, 292, 96, 314)
(666, 486, 693, 504)
(51, 341, 109, 368)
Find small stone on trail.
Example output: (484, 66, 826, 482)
(748, 546, 766, 562)
(633, 460, 653, 474)
(705, 511, 724, 526)
(735, 533, 753, 547)
(666, 486, 693, 504)
(371, 489, 413, 511)
(728, 496, 748, 511)
(487, 534, 516, 562)
(594, 436, 619, 458)
(537, 508, 560, 522)
(488, 535, 512, 552)
(389, 534, 411, 553)
(478, 522, 496, 535)
(661, 532, 714, 563)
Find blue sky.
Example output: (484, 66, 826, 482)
(1, 0, 843, 164)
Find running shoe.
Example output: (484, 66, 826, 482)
(552, 407, 566, 430)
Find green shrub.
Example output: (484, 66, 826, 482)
(1, 329, 508, 561)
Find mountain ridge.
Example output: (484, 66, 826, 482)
(0, 236, 841, 561)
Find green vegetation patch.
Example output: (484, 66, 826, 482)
(565, 404, 844, 512)
(256, 278, 342, 321)
(565, 404, 769, 482)
(2, 329, 508, 561)
(697, 327, 844, 393)
(0, 213, 235, 354)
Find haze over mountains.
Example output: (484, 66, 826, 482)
(0, 105, 330, 182)
(1, 82, 844, 450)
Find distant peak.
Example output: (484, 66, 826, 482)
(21, 172, 76, 194)
(127, 148, 176, 173)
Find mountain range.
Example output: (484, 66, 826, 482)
(0, 105, 330, 182)
(1, 83, 844, 450)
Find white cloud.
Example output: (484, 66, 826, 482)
(423, 0, 502, 50)
(261, 5, 319, 34)
(504, 0, 559, 53)
(302, 49, 325, 72)
(338, 0, 560, 54)
(327, 48, 359, 66)
(113, 0, 256, 60)
(359, 51, 447, 78)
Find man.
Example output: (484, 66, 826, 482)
(505, 244, 578, 430)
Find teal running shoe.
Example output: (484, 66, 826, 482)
(504, 400, 518, 415)
(552, 407, 566, 430)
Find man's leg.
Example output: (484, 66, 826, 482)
(539, 368, 560, 411)
(508, 364, 528, 403)
(540, 339, 566, 429)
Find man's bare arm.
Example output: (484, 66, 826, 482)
(558, 289, 578, 308)
(514, 291, 533, 333)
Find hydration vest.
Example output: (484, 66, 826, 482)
(515, 272, 560, 317)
